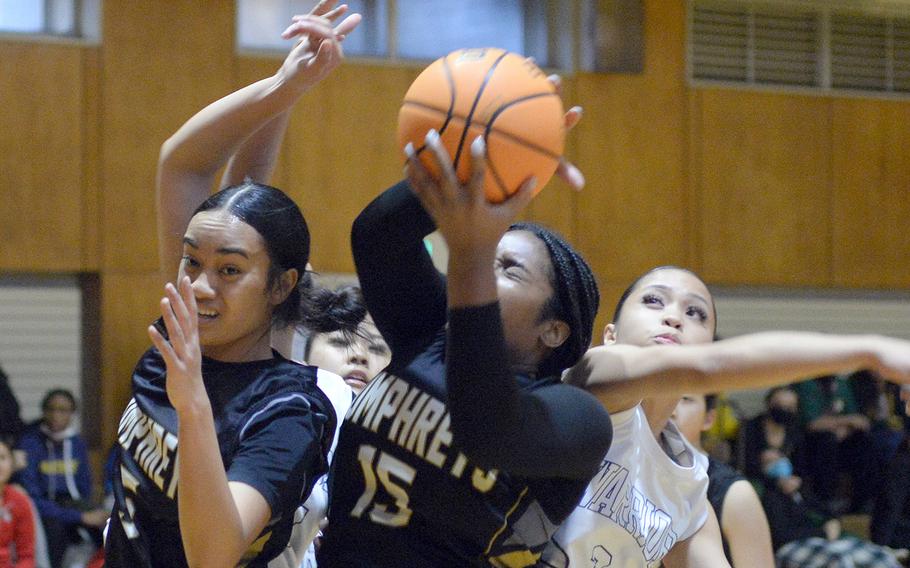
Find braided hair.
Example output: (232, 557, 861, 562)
(507, 222, 600, 377)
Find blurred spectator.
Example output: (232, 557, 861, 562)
(15, 390, 106, 568)
(871, 427, 910, 550)
(748, 388, 903, 567)
(794, 375, 877, 513)
(0, 437, 34, 568)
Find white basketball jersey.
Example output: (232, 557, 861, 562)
(269, 368, 353, 568)
(544, 404, 709, 568)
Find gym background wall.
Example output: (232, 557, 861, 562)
(1, 0, 908, 471)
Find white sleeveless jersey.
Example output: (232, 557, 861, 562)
(543, 404, 709, 568)
(269, 368, 353, 568)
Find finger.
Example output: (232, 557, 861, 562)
(159, 295, 186, 358)
(564, 106, 582, 131)
(307, 0, 338, 17)
(405, 143, 444, 213)
(334, 12, 361, 37)
(556, 158, 585, 191)
(148, 325, 177, 367)
(425, 129, 461, 201)
(281, 17, 337, 40)
(178, 276, 198, 332)
(158, 296, 186, 358)
(501, 176, 538, 216)
(547, 74, 563, 96)
(165, 282, 193, 332)
(467, 136, 488, 206)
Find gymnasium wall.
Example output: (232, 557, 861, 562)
(1, 0, 908, 450)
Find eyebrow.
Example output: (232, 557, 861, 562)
(183, 237, 250, 259)
(645, 284, 710, 308)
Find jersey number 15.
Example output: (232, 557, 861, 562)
(351, 444, 416, 527)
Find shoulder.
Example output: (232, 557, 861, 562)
(5, 485, 32, 511)
(719, 479, 765, 530)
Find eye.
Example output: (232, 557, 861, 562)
(220, 265, 242, 277)
(182, 255, 200, 270)
(369, 342, 390, 356)
(686, 305, 709, 322)
(328, 336, 351, 348)
(642, 293, 663, 307)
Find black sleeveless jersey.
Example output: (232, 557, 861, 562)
(318, 181, 613, 567)
(104, 346, 336, 568)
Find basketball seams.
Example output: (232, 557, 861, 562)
(452, 50, 510, 172)
(401, 96, 564, 160)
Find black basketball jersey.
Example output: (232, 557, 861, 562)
(104, 345, 336, 568)
(318, 181, 612, 567)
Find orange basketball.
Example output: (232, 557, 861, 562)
(397, 48, 565, 203)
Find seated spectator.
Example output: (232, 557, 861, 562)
(15, 390, 106, 568)
(794, 374, 879, 513)
(673, 392, 774, 567)
(743, 387, 807, 483)
(0, 437, 34, 568)
(871, 426, 910, 550)
(745, 387, 902, 567)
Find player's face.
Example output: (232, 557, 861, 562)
(671, 394, 709, 448)
(0, 443, 12, 485)
(495, 231, 564, 371)
(607, 268, 715, 348)
(307, 318, 391, 393)
(179, 211, 281, 361)
(43, 394, 75, 433)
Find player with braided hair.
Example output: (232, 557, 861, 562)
(318, 129, 613, 566)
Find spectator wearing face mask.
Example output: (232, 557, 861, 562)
(743, 386, 806, 483)
(744, 386, 904, 567)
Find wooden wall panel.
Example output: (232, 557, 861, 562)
(0, 43, 86, 271)
(831, 99, 910, 288)
(695, 89, 832, 286)
(574, 0, 690, 291)
(99, 272, 162, 445)
(81, 48, 102, 270)
(283, 63, 419, 273)
(100, 2, 235, 273)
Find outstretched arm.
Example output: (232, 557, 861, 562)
(407, 133, 611, 478)
(567, 332, 910, 414)
(156, 2, 360, 279)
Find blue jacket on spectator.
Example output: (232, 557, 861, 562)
(16, 422, 93, 526)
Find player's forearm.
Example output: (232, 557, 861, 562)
(220, 110, 292, 189)
(583, 332, 878, 398)
(176, 401, 248, 567)
(159, 74, 304, 182)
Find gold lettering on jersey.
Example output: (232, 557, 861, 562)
(118, 398, 180, 499)
(348, 373, 497, 486)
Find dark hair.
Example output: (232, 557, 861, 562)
(612, 265, 717, 333)
(302, 285, 370, 360)
(507, 223, 600, 377)
(193, 181, 313, 329)
(41, 388, 76, 412)
(704, 393, 718, 412)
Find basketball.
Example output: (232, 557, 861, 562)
(397, 48, 566, 203)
